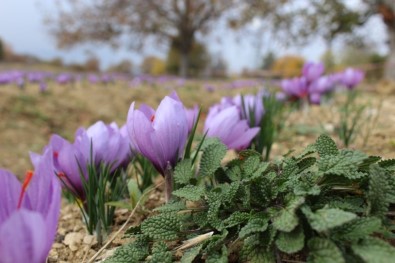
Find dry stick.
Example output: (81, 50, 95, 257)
(87, 181, 164, 263)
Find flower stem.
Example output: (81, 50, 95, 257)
(164, 163, 173, 203)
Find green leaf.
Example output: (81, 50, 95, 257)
(368, 164, 391, 217)
(352, 237, 395, 263)
(378, 158, 395, 171)
(154, 200, 186, 212)
(180, 245, 202, 263)
(104, 236, 149, 263)
(302, 206, 356, 232)
(206, 245, 228, 263)
(173, 185, 205, 201)
(359, 156, 381, 172)
(332, 217, 382, 241)
(242, 155, 261, 178)
(272, 196, 305, 232)
(316, 134, 339, 157)
(307, 238, 345, 263)
(127, 178, 142, 208)
(275, 225, 305, 254)
(241, 234, 275, 263)
(199, 141, 227, 177)
(295, 143, 316, 159)
(222, 211, 250, 229)
(141, 213, 181, 240)
(149, 242, 172, 263)
(318, 150, 368, 179)
(239, 217, 269, 239)
(297, 157, 317, 172)
(174, 159, 193, 185)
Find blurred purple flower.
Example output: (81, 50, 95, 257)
(341, 68, 364, 89)
(309, 93, 321, 105)
(0, 148, 61, 263)
(204, 105, 260, 151)
(127, 92, 188, 174)
(233, 94, 265, 126)
(309, 76, 333, 94)
(185, 105, 199, 133)
(281, 77, 308, 98)
(302, 62, 325, 82)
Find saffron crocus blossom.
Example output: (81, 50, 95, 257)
(185, 105, 199, 133)
(281, 77, 309, 99)
(302, 62, 325, 82)
(341, 68, 364, 89)
(233, 94, 265, 126)
(204, 105, 260, 151)
(0, 148, 61, 263)
(309, 76, 333, 94)
(76, 121, 132, 169)
(127, 92, 188, 175)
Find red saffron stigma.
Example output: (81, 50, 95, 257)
(53, 151, 59, 158)
(150, 114, 155, 122)
(17, 170, 34, 209)
(57, 172, 66, 178)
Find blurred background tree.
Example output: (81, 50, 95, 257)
(107, 59, 134, 74)
(166, 37, 210, 77)
(261, 51, 276, 70)
(141, 56, 166, 75)
(0, 38, 4, 61)
(48, 0, 239, 77)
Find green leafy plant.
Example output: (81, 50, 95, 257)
(105, 134, 395, 262)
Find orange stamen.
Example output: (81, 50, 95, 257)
(150, 114, 155, 122)
(17, 170, 34, 209)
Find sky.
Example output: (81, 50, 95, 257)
(0, 0, 389, 73)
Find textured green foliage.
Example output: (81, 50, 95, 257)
(302, 206, 356, 232)
(240, 234, 275, 263)
(307, 238, 345, 263)
(352, 237, 395, 263)
(174, 159, 193, 185)
(318, 150, 368, 179)
(368, 164, 392, 217)
(275, 226, 305, 253)
(199, 141, 227, 177)
(332, 217, 382, 241)
(141, 213, 181, 240)
(180, 245, 202, 263)
(109, 134, 395, 262)
(239, 217, 269, 239)
(272, 196, 305, 232)
(104, 236, 149, 262)
(172, 185, 205, 201)
(149, 242, 172, 263)
(378, 158, 395, 171)
(316, 134, 339, 157)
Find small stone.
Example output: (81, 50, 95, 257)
(83, 235, 97, 245)
(63, 232, 84, 251)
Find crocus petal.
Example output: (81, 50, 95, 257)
(0, 169, 23, 225)
(228, 127, 260, 151)
(0, 209, 48, 263)
(153, 96, 188, 164)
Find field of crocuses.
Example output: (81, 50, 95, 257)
(1, 62, 395, 262)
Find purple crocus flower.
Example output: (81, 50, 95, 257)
(302, 62, 325, 82)
(75, 121, 129, 167)
(281, 77, 309, 99)
(341, 68, 364, 89)
(185, 105, 199, 133)
(233, 94, 265, 126)
(204, 105, 260, 151)
(127, 92, 188, 175)
(309, 93, 321, 105)
(126, 92, 188, 175)
(0, 148, 61, 263)
(309, 76, 333, 94)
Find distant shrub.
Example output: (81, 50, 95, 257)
(141, 56, 166, 75)
(272, 55, 305, 78)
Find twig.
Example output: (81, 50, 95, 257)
(86, 181, 164, 263)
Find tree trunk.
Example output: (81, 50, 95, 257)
(179, 51, 189, 78)
(384, 26, 395, 81)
